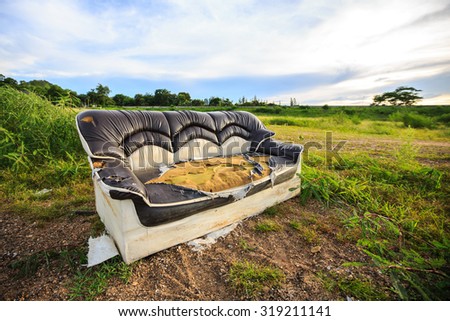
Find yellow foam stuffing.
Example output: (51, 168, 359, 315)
(145, 155, 271, 192)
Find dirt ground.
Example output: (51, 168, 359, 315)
(1, 137, 448, 301)
(0, 199, 392, 301)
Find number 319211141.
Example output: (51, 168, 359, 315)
(259, 305, 331, 317)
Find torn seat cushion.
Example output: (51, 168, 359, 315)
(145, 154, 271, 193)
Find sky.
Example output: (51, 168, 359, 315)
(1, 0, 450, 105)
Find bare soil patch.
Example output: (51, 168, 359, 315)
(0, 213, 92, 300)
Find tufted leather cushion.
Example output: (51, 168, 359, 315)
(76, 110, 172, 159)
(76, 110, 274, 159)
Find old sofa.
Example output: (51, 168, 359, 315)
(76, 110, 303, 263)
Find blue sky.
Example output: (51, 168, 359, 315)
(1, 0, 450, 105)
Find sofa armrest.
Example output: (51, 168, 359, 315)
(92, 158, 148, 200)
(256, 140, 303, 163)
(249, 128, 275, 152)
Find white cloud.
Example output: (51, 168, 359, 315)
(422, 94, 450, 105)
(1, 0, 449, 103)
(269, 60, 450, 105)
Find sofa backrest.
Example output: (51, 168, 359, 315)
(76, 110, 273, 170)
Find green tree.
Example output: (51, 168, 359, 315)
(372, 86, 423, 106)
(113, 94, 134, 106)
(191, 99, 205, 106)
(134, 94, 145, 106)
(86, 89, 97, 106)
(238, 96, 247, 105)
(0, 77, 18, 88)
(95, 84, 111, 106)
(176, 92, 191, 106)
(153, 89, 176, 106)
(208, 96, 222, 106)
(87, 84, 112, 107)
(142, 93, 155, 106)
(77, 94, 88, 106)
(221, 98, 233, 106)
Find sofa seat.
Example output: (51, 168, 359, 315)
(145, 154, 272, 192)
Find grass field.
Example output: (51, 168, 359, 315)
(1, 86, 449, 300)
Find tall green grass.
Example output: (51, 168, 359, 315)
(0, 86, 83, 172)
(298, 147, 449, 300)
(0, 87, 91, 220)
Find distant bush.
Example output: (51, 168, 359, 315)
(254, 107, 283, 114)
(267, 117, 298, 126)
(350, 115, 362, 125)
(371, 108, 393, 115)
(388, 111, 404, 122)
(365, 122, 394, 135)
(437, 113, 450, 126)
(402, 113, 434, 129)
(329, 111, 350, 125)
(389, 111, 434, 129)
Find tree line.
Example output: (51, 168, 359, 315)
(0, 74, 423, 107)
(0, 75, 274, 108)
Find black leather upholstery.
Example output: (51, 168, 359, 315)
(257, 139, 303, 163)
(76, 110, 273, 158)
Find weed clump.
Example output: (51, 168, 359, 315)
(69, 257, 133, 300)
(255, 220, 282, 232)
(289, 220, 318, 244)
(317, 271, 388, 300)
(229, 261, 285, 298)
(263, 206, 278, 217)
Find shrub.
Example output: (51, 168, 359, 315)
(350, 115, 362, 125)
(388, 111, 404, 122)
(329, 111, 351, 125)
(402, 113, 434, 129)
(389, 111, 434, 129)
(254, 107, 283, 114)
(437, 113, 450, 126)
(267, 117, 299, 126)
